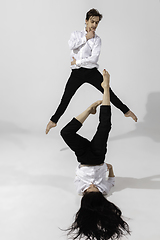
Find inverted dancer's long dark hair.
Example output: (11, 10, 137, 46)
(67, 192, 130, 240)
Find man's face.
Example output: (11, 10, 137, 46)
(85, 16, 100, 32)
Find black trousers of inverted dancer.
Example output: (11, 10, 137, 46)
(61, 105, 111, 165)
(51, 68, 129, 123)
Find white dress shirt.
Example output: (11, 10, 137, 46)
(74, 163, 115, 196)
(68, 30, 101, 69)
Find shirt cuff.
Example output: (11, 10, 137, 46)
(108, 177, 115, 185)
(76, 59, 81, 67)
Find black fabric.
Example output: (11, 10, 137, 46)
(51, 68, 129, 123)
(60, 105, 111, 165)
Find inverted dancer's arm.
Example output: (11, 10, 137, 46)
(106, 163, 115, 177)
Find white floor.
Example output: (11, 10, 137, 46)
(0, 118, 160, 240)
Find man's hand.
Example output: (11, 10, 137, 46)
(86, 28, 95, 40)
(71, 57, 76, 65)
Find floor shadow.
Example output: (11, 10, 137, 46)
(114, 175, 160, 192)
(108, 175, 160, 197)
(111, 92, 160, 142)
(0, 166, 159, 195)
(60, 147, 69, 151)
(0, 120, 31, 148)
(0, 166, 74, 194)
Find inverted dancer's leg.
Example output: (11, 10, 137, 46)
(101, 69, 110, 106)
(91, 69, 111, 157)
(60, 100, 101, 157)
(75, 100, 102, 124)
(61, 69, 111, 165)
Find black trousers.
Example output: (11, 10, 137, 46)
(51, 68, 129, 123)
(61, 105, 111, 165)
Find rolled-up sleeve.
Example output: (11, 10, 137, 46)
(74, 177, 89, 196)
(76, 37, 101, 67)
(68, 31, 87, 50)
(104, 177, 115, 195)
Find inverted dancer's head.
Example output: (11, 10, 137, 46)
(67, 192, 130, 240)
(85, 9, 102, 32)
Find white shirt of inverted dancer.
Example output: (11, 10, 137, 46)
(74, 163, 115, 196)
(68, 30, 101, 69)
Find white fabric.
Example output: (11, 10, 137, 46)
(68, 30, 101, 69)
(74, 163, 115, 195)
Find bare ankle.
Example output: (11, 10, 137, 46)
(103, 86, 109, 92)
(87, 107, 92, 114)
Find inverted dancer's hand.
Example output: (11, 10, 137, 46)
(106, 163, 115, 177)
(45, 120, 57, 134)
(106, 163, 113, 170)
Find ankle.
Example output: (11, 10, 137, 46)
(87, 107, 92, 114)
(103, 86, 109, 91)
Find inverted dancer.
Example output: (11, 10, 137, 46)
(60, 70, 130, 240)
(46, 8, 137, 134)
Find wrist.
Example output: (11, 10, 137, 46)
(108, 168, 115, 177)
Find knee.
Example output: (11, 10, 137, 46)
(60, 126, 71, 141)
(60, 128, 67, 139)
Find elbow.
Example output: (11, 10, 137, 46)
(60, 127, 69, 140)
(68, 40, 74, 50)
(69, 45, 77, 51)
(68, 44, 74, 50)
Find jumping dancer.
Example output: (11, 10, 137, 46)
(46, 8, 137, 134)
(60, 70, 130, 240)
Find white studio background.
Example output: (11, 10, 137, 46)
(0, 1, 160, 240)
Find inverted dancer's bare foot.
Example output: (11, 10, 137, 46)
(88, 100, 102, 114)
(101, 69, 110, 89)
(125, 110, 138, 122)
(45, 121, 57, 134)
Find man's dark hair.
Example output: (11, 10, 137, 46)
(86, 8, 103, 21)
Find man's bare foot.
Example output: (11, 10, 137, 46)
(88, 100, 102, 114)
(101, 69, 110, 89)
(45, 121, 57, 134)
(124, 110, 138, 122)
